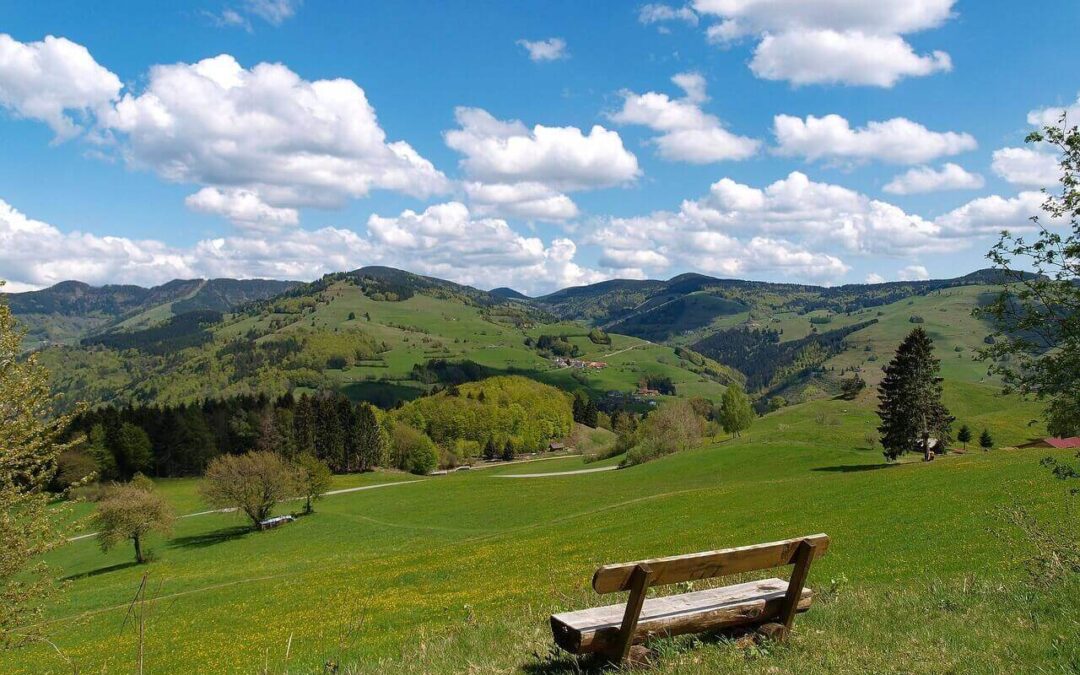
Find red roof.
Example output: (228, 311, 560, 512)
(1045, 437, 1080, 449)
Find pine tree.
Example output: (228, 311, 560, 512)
(979, 428, 994, 451)
(957, 424, 972, 450)
(572, 392, 587, 424)
(877, 328, 955, 461)
(354, 403, 383, 471)
(583, 400, 599, 428)
(483, 438, 498, 461)
(502, 439, 515, 461)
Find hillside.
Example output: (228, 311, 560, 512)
(4, 393, 1070, 673)
(14, 267, 1022, 415)
(2, 278, 299, 347)
(32, 268, 734, 410)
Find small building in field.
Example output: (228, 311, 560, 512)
(1018, 437, 1080, 449)
(548, 442, 566, 452)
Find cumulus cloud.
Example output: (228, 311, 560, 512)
(774, 114, 976, 165)
(679, 171, 953, 255)
(935, 191, 1047, 236)
(590, 210, 851, 283)
(101, 54, 448, 218)
(0, 198, 604, 295)
(185, 187, 300, 231)
(883, 163, 984, 195)
(445, 107, 638, 220)
(610, 72, 759, 163)
(693, 0, 957, 87)
(0, 33, 122, 139)
(517, 38, 568, 62)
(865, 272, 886, 284)
(897, 264, 929, 281)
(463, 182, 579, 221)
(749, 31, 951, 88)
(1027, 93, 1080, 128)
(991, 147, 1059, 188)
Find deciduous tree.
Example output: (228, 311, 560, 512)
(1, 288, 79, 646)
(979, 114, 1080, 437)
(294, 454, 332, 514)
(93, 476, 175, 564)
(200, 452, 299, 529)
(719, 382, 754, 437)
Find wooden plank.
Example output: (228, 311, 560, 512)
(551, 578, 813, 654)
(614, 564, 653, 662)
(591, 534, 830, 594)
(778, 539, 815, 630)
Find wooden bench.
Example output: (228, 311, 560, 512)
(550, 534, 830, 664)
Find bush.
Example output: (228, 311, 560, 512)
(621, 400, 706, 467)
(390, 422, 438, 475)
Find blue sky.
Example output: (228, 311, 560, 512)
(1, 0, 1078, 294)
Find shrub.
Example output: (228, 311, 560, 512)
(390, 422, 438, 475)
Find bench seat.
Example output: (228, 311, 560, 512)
(550, 578, 813, 654)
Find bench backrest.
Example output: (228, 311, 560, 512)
(591, 533, 830, 594)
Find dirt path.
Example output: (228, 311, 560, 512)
(492, 465, 619, 478)
(66, 479, 425, 542)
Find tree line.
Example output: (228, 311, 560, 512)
(65, 391, 389, 481)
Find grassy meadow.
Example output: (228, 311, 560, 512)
(5, 385, 1078, 673)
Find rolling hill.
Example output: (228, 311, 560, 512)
(6, 266, 1020, 415)
(2, 277, 299, 348)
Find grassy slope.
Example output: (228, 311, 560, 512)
(5, 387, 1076, 673)
(38, 280, 728, 408)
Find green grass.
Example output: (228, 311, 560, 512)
(5, 387, 1077, 673)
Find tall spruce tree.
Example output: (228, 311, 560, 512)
(877, 328, 954, 461)
(354, 403, 383, 471)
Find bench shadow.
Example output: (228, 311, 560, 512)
(168, 525, 251, 550)
(62, 560, 141, 581)
(522, 653, 611, 675)
(812, 463, 896, 473)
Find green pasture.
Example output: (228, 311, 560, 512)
(6, 386, 1077, 673)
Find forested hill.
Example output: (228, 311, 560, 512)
(3, 277, 299, 347)
(531, 268, 1021, 342)
(5, 264, 1018, 415)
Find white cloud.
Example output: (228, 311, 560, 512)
(463, 182, 579, 221)
(185, 187, 300, 231)
(693, 0, 957, 87)
(0, 198, 605, 296)
(102, 54, 448, 216)
(639, 4, 699, 26)
(773, 114, 976, 164)
(865, 272, 885, 284)
(446, 107, 638, 190)
(883, 163, 984, 194)
(591, 209, 851, 283)
(935, 191, 1047, 236)
(897, 264, 929, 281)
(244, 0, 301, 25)
(517, 38, 568, 62)
(749, 31, 951, 88)
(610, 72, 759, 163)
(1027, 93, 1080, 128)
(680, 171, 953, 255)
(445, 107, 638, 221)
(0, 34, 122, 139)
(991, 147, 1059, 188)
(0, 198, 197, 289)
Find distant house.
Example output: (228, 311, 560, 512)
(548, 442, 566, 452)
(1019, 437, 1080, 449)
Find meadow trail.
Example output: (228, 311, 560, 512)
(66, 479, 427, 542)
(492, 466, 619, 478)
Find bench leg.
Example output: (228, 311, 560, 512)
(777, 539, 816, 633)
(612, 563, 654, 664)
